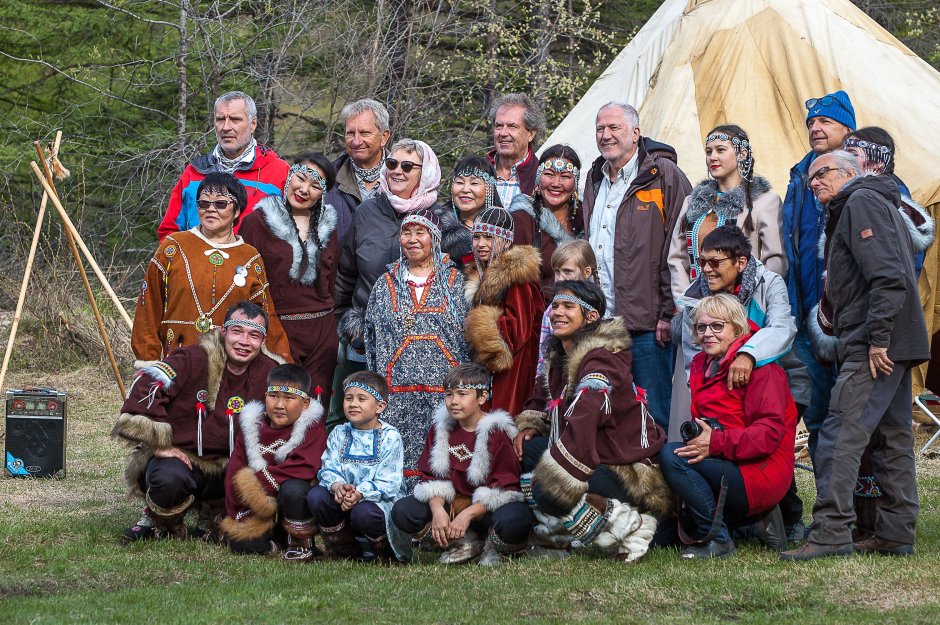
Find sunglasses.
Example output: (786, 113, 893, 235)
(696, 256, 731, 270)
(805, 166, 838, 187)
(805, 95, 852, 115)
(385, 158, 423, 173)
(695, 321, 727, 335)
(196, 198, 234, 211)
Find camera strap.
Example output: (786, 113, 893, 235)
(676, 463, 731, 545)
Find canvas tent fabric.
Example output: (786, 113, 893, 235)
(542, 0, 940, 394)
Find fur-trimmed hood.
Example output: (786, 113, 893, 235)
(899, 194, 935, 252)
(543, 317, 632, 393)
(508, 194, 574, 246)
(685, 176, 772, 225)
(464, 244, 541, 306)
(252, 195, 338, 285)
(426, 403, 517, 485)
(238, 399, 324, 471)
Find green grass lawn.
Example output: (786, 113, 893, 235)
(2, 366, 940, 625)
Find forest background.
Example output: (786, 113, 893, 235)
(0, 0, 937, 367)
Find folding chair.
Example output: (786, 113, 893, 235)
(913, 393, 940, 456)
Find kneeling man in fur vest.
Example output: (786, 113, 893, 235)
(514, 280, 674, 562)
(112, 301, 284, 541)
(220, 363, 326, 560)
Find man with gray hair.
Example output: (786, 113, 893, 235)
(781, 151, 927, 560)
(326, 98, 392, 243)
(581, 101, 691, 429)
(158, 91, 289, 240)
(486, 93, 545, 206)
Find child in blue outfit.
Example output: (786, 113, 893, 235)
(307, 371, 408, 562)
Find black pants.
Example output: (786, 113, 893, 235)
(307, 485, 387, 539)
(144, 457, 225, 509)
(391, 495, 533, 546)
(523, 436, 640, 517)
(228, 479, 313, 554)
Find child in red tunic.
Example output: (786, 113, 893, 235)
(391, 363, 534, 565)
(220, 364, 327, 561)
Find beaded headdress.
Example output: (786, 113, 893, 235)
(283, 163, 327, 202)
(453, 165, 497, 212)
(706, 132, 754, 182)
(843, 138, 892, 174)
(536, 157, 580, 183)
(223, 318, 268, 336)
(267, 385, 310, 400)
(472, 207, 515, 277)
(552, 293, 597, 315)
(343, 381, 385, 403)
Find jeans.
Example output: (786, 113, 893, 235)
(792, 324, 837, 461)
(307, 485, 387, 539)
(659, 442, 750, 544)
(629, 330, 674, 429)
(391, 494, 533, 547)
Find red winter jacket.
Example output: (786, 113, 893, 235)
(689, 331, 797, 515)
(158, 145, 289, 241)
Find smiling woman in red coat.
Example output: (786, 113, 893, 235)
(660, 292, 797, 560)
(463, 207, 542, 416)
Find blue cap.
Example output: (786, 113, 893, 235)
(805, 90, 856, 130)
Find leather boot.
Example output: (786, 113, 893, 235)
(146, 493, 193, 540)
(368, 534, 397, 565)
(283, 518, 322, 562)
(320, 520, 361, 560)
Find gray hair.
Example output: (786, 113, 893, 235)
(389, 138, 424, 163)
(341, 98, 391, 134)
(215, 91, 257, 122)
(488, 93, 546, 147)
(830, 150, 863, 176)
(598, 101, 640, 129)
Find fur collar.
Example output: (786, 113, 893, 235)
(544, 317, 632, 394)
(198, 331, 284, 410)
(899, 195, 935, 252)
(463, 244, 541, 306)
(427, 403, 517, 485)
(685, 176, 771, 225)
(508, 194, 574, 246)
(239, 399, 324, 471)
(253, 195, 338, 285)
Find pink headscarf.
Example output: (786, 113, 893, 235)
(379, 139, 441, 214)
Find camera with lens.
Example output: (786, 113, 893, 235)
(679, 417, 724, 442)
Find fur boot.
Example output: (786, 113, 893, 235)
(195, 498, 226, 543)
(479, 528, 526, 567)
(561, 493, 610, 546)
(283, 518, 322, 562)
(320, 520, 361, 560)
(368, 534, 397, 565)
(146, 493, 194, 540)
(439, 529, 485, 564)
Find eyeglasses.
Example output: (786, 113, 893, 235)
(385, 158, 423, 173)
(805, 95, 852, 116)
(695, 321, 727, 335)
(696, 256, 731, 270)
(197, 199, 234, 211)
(806, 166, 838, 187)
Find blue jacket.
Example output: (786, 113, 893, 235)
(782, 151, 825, 326)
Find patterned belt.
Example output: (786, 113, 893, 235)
(279, 309, 333, 321)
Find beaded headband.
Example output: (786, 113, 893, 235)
(843, 138, 891, 155)
(536, 158, 580, 182)
(267, 385, 310, 400)
(553, 293, 597, 315)
(343, 381, 385, 403)
(453, 166, 496, 186)
(223, 318, 268, 336)
(401, 213, 442, 241)
(446, 382, 491, 391)
(472, 221, 514, 244)
(284, 163, 327, 200)
(705, 133, 754, 181)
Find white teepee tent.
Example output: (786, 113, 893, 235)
(544, 0, 940, 392)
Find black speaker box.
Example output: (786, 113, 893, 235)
(5, 389, 67, 479)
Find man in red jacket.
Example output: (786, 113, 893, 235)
(157, 91, 289, 240)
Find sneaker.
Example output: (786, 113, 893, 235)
(853, 536, 913, 556)
(757, 505, 786, 552)
(121, 512, 156, 542)
(779, 541, 853, 561)
(679, 539, 735, 559)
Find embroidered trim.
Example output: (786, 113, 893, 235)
(223, 318, 267, 336)
(340, 428, 381, 464)
(553, 293, 596, 315)
(555, 439, 594, 477)
(472, 221, 514, 243)
(267, 385, 309, 400)
(279, 309, 332, 321)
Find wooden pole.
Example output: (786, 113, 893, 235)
(28, 160, 133, 330)
(30, 152, 126, 399)
(0, 133, 63, 392)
